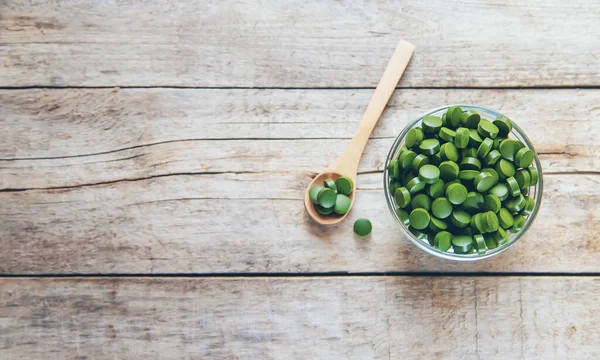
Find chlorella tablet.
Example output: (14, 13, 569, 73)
(452, 235, 473, 254)
(474, 172, 496, 192)
(434, 231, 453, 251)
(477, 138, 493, 158)
(499, 139, 523, 161)
(431, 197, 453, 219)
(460, 157, 482, 171)
(439, 127, 456, 142)
(387, 107, 540, 255)
(324, 178, 337, 193)
(309, 185, 324, 204)
(406, 128, 424, 148)
(440, 142, 459, 162)
(468, 130, 483, 147)
(335, 176, 354, 195)
(484, 150, 502, 166)
(477, 119, 499, 139)
(334, 194, 351, 214)
(446, 183, 468, 205)
(483, 194, 501, 213)
(455, 127, 470, 149)
(412, 154, 430, 171)
(354, 218, 372, 237)
(489, 183, 509, 201)
(515, 147, 535, 168)
(407, 176, 427, 194)
(428, 179, 446, 198)
(399, 150, 418, 170)
(317, 188, 337, 208)
(422, 115, 443, 134)
(419, 138, 441, 156)
(396, 209, 410, 226)
(451, 210, 471, 228)
(429, 217, 448, 232)
(395, 187, 411, 208)
(463, 192, 484, 212)
(439, 161, 460, 181)
(493, 115, 513, 137)
(498, 208, 514, 229)
(462, 110, 481, 129)
(411, 193, 432, 211)
(419, 164, 440, 184)
(409, 208, 431, 230)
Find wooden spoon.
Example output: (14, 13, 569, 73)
(304, 40, 415, 225)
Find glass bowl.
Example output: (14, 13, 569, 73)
(383, 105, 543, 261)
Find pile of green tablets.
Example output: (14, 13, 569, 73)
(388, 106, 540, 255)
(309, 176, 354, 216)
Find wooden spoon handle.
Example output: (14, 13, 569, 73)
(329, 40, 415, 179)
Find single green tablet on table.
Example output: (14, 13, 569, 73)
(354, 218, 372, 237)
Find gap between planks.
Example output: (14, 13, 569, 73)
(2, 272, 600, 278)
(3, 85, 600, 90)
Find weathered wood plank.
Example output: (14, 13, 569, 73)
(1, 88, 598, 190)
(1, 0, 599, 87)
(1, 172, 598, 274)
(0, 277, 598, 359)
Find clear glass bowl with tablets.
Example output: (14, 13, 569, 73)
(383, 105, 543, 261)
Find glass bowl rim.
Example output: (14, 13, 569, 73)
(383, 104, 544, 261)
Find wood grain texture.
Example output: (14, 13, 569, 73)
(1, 277, 598, 359)
(1, 0, 600, 87)
(1, 172, 598, 274)
(1, 88, 598, 190)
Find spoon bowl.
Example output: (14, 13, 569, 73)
(304, 172, 356, 225)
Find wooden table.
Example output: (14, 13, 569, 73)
(1, 1, 599, 358)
